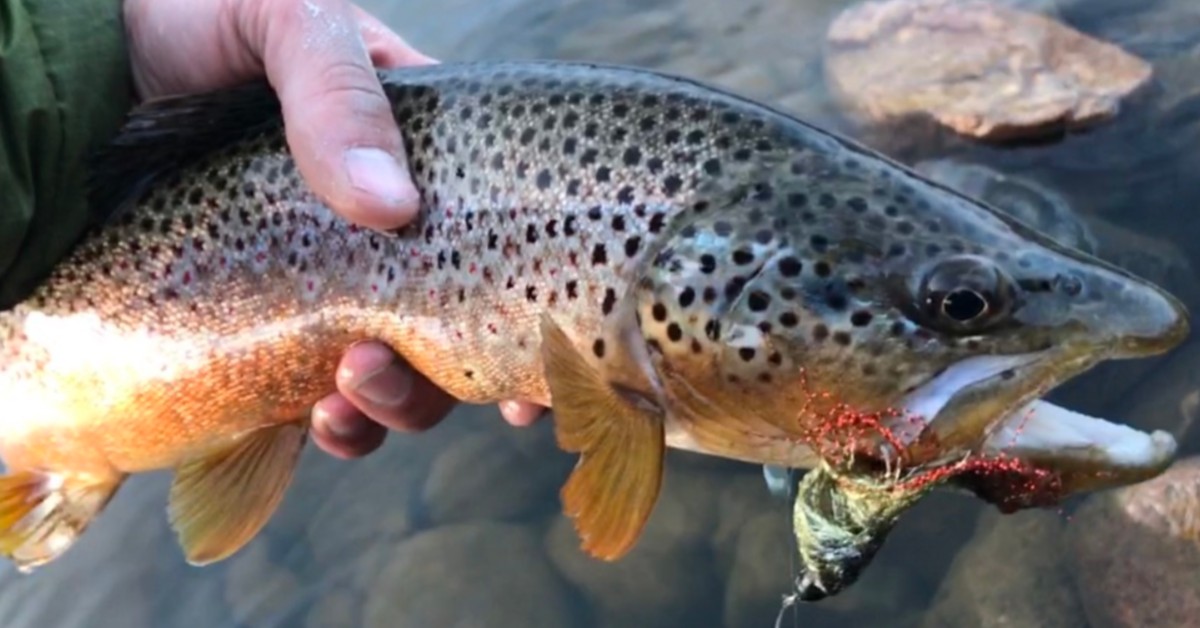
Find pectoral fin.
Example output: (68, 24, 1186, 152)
(168, 421, 307, 565)
(540, 314, 666, 561)
(0, 470, 123, 572)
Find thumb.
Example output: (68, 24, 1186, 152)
(250, 0, 423, 231)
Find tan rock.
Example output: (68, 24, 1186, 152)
(824, 0, 1153, 141)
(1067, 456, 1200, 628)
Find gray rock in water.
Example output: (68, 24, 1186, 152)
(713, 472, 780, 575)
(723, 512, 799, 628)
(365, 522, 579, 628)
(304, 449, 418, 568)
(544, 460, 725, 628)
(913, 159, 1098, 253)
(224, 541, 304, 626)
(0, 473, 234, 628)
(922, 510, 1086, 628)
(420, 419, 571, 526)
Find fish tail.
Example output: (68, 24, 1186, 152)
(0, 469, 123, 572)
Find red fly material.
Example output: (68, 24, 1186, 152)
(790, 369, 1065, 509)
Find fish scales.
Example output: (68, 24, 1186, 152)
(0, 60, 1187, 573)
(0, 62, 856, 467)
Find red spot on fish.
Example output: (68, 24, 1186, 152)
(307, 280, 314, 291)
(469, 262, 477, 274)
(255, 252, 267, 263)
(532, 259, 542, 274)
(568, 252, 578, 266)
(487, 323, 498, 334)
(182, 271, 192, 285)
(455, 330, 464, 340)
(410, 248, 421, 258)
(371, 284, 379, 293)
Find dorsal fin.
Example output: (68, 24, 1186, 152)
(85, 79, 286, 226)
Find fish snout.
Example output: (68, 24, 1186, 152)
(1059, 264, 1191, 358)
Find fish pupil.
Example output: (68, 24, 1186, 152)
(941, 289, 988, 322)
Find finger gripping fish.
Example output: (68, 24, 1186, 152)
(0, 61, 1187, 576)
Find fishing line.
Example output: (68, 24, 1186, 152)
(774, 468, 800, 628)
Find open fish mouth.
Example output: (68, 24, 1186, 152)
(980, 400, 1176, 473)
(887, 351, 1177, 484)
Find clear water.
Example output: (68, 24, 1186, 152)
(4, 1, 1199, 626)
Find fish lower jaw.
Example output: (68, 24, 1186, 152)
(980, 400, 1177, 484)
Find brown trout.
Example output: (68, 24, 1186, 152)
(0, 61, 1187, 575)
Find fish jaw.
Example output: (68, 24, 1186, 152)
(967, 400, 1178, 505)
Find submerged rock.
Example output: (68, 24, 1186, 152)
(913, 159, 1097, 252)
(824, 0, 1153, 142)
(923, 509, 1085, 628)
(1068, 456, 1200, 628)
(365, 522, 578, 628)
(722, 512, 794, 628)
(544, 460, 725, 628)
(224, 541, 303, 626)
(421, 421, 571, 526)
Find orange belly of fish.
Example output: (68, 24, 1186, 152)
(0, 307, 550, 478)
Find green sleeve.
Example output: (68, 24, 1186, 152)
(0, 0, 134, 309)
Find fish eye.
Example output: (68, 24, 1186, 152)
(917, 255, 1013, 333)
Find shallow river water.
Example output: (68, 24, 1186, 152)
(4, 1, 1200, 626)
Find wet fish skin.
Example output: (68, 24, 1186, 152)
(0, 60, 1188, 571)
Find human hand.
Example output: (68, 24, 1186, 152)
(123, 0, 545, 457)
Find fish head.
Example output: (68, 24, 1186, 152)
(634, 152, 1187, 497)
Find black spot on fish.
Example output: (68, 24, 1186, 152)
(624, 236, 641, 258)
(679, 286, 695, 308)
(602, 288, 617, 315)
